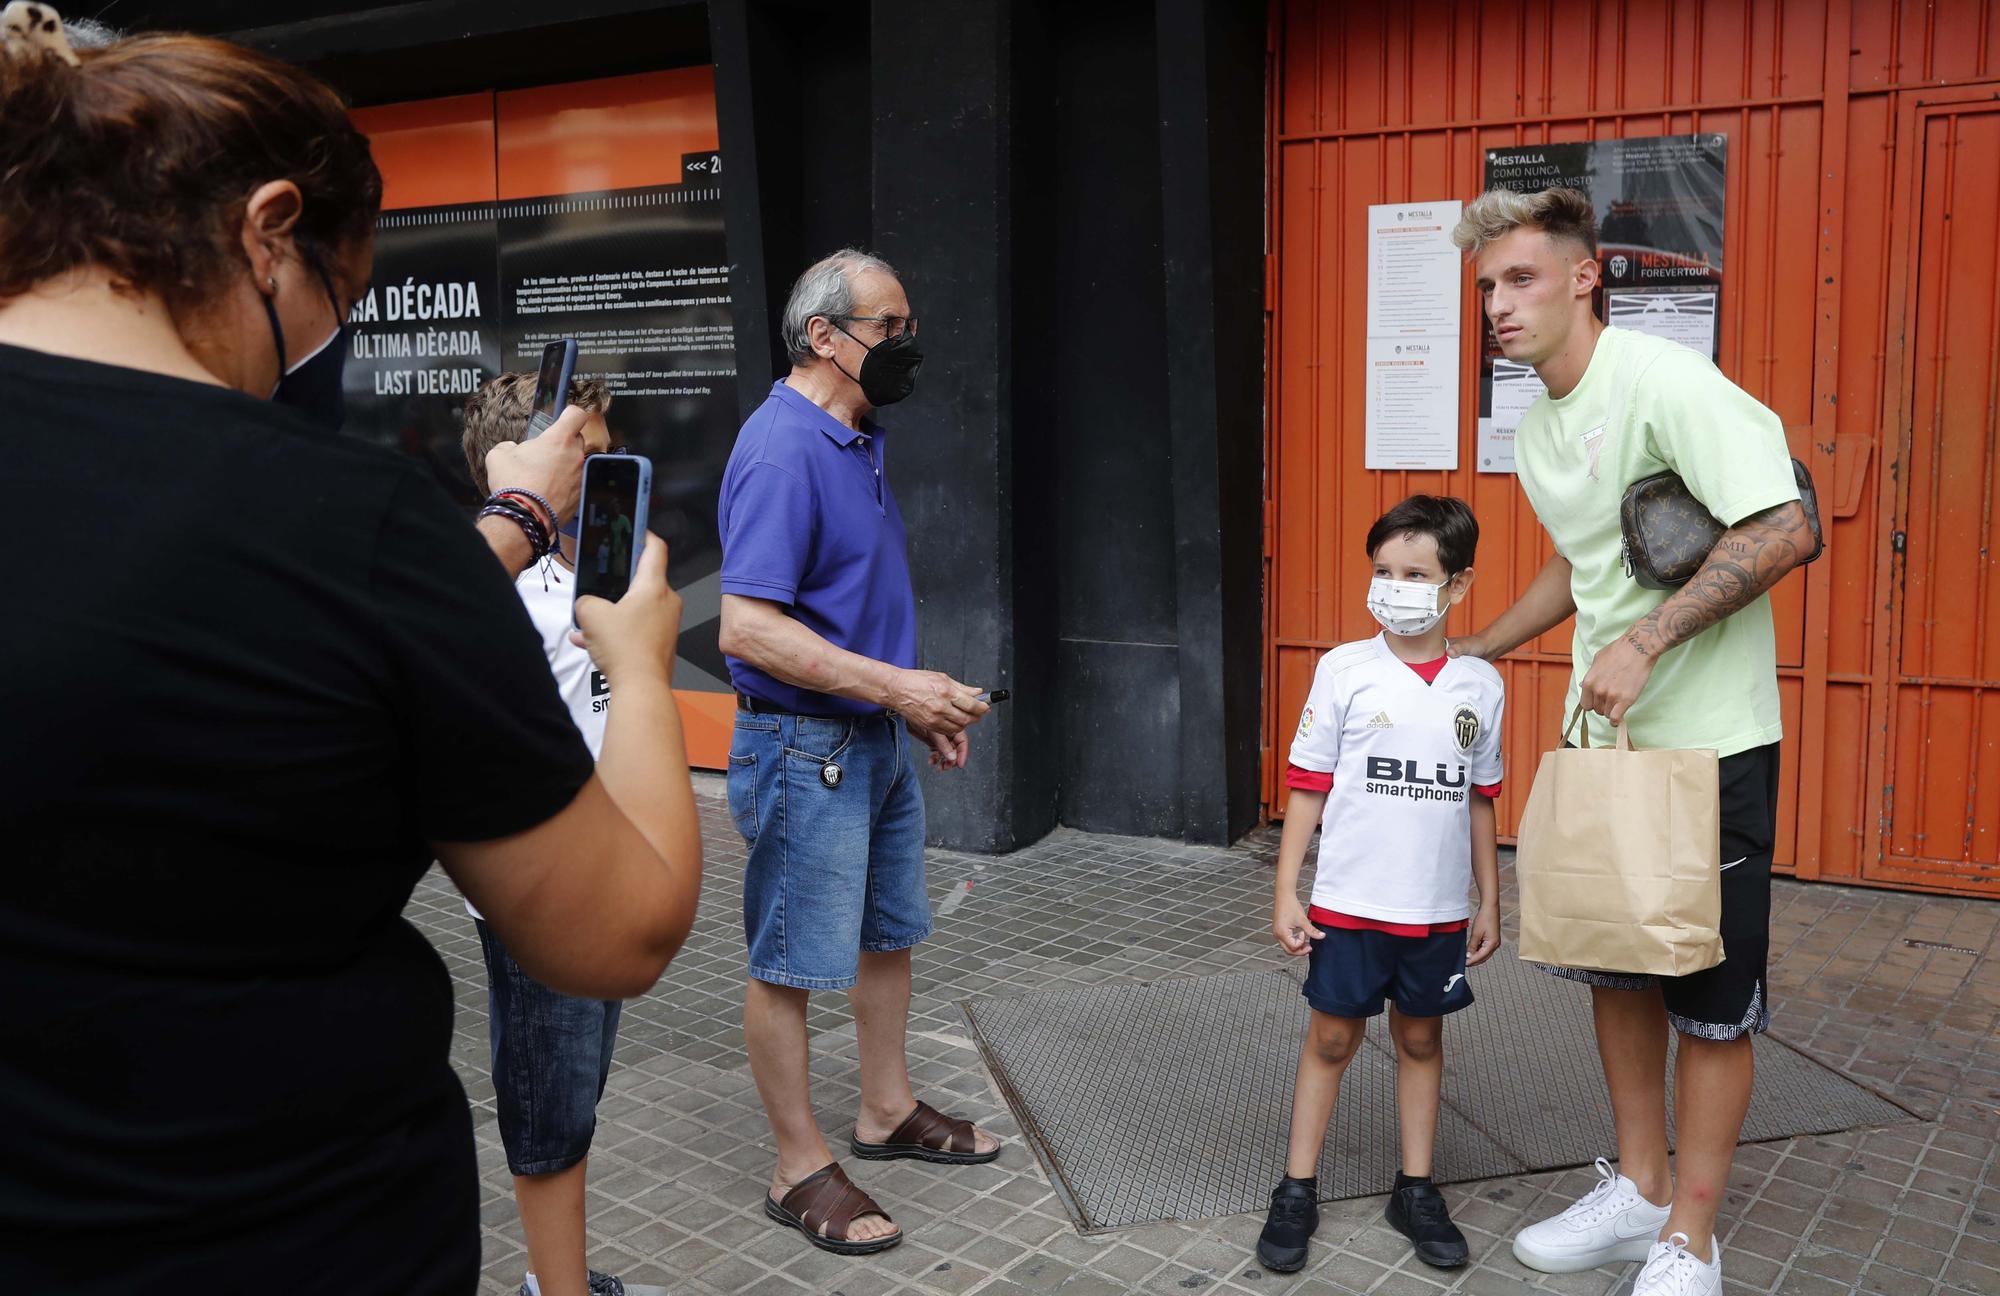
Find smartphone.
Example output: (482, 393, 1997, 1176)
(525, 339, 578, 438)
(571, 453, 652, 624)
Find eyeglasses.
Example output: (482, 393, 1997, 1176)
(834, 314, 918, 340)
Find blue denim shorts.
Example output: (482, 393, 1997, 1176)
(727, 710, 931, 990)
(475, 919, 622, 1177)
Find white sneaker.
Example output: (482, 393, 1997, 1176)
(1632, 1232, 1723, 1295)
(1511, 1158, 1673, 1273)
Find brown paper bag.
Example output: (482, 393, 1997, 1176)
(1514, 707, 1724, 977)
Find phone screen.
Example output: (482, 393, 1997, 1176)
(574, 457, 644, 605)
(530, 343, 568, 424)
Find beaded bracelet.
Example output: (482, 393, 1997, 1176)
(484, 502, 549, 556)
(477, 501, 540, 550)
(478, 499, 552, 557)
(494, 488, 558, 539)
(481, 489, 557, 555)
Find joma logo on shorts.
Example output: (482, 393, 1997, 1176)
(1364, 757, 1467, 789)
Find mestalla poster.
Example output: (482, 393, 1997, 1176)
(1474, 134, 1727, 473)
(343, 172, 739, 692)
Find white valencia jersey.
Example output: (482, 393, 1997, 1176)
(1287, 635, 1505, 924)
(466, 560, 609, 920)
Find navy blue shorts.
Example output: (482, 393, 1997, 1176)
(1302, 925, 1475, 1019)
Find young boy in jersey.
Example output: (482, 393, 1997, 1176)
(1257, 495, 1505, 1276)
(460, 373, 654, 1296)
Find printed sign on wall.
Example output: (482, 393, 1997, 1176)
(495, 181, 737, 697)
(341, 205, 501, 490)
(345, 72, 746, 759)
(1365, 200, 1463, 470)
(342, 178, 739, 694)
(1475, 134, 1728, 473)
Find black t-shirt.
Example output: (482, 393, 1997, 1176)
(0, 344, 594, 1290)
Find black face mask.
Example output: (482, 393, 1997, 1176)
(263, 263, 349, 431)
(834, 323, 923, 408)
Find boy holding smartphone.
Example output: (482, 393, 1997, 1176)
(460, 372, 652, 1296)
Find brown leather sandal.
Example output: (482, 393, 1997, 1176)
(763, 1162, 902, 1255)
(850, 1100, 1000, 1165)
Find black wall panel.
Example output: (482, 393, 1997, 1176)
(134, 0, 1265, 850)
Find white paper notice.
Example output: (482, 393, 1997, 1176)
(1366, 200, 1462, 470)
(1475, 419, 1513, 473)
(1607, 289, 1718, 356)
(1368, 202, 1464, 336)
(1367, 338, 1458, 470)
(1478, 359, 1545, 475)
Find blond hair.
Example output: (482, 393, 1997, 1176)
(1450, 187, 1597, 259)
(461, 372, 612, 497)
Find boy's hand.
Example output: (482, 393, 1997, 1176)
(1466, 903, 1502, 967)
(485, 404, 592, 523)
(1273, 897, 1323, 956)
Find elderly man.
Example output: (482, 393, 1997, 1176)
(717, 248, 997, 1256)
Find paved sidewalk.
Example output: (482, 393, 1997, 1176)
(404, 776, 2000, 1296)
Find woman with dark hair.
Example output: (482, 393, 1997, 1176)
(0, 12, 702, 1291)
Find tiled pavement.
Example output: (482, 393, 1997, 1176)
(402, 775, 2000, 1296)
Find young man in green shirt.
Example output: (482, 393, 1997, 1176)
(1447, 188, 1813, 1296)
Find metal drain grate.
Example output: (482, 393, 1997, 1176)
(963, 957, 1920, 1231)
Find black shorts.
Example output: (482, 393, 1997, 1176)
(1302, 924, 1475, 1019)
(1540, 742, 1780, 1039)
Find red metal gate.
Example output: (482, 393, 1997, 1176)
(1265, 0, 2000, 896)
(1869, 95, 2000, 895)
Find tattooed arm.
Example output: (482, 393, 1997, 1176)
(1577, 500, 1813, 723)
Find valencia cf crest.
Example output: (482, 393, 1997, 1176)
(1452, 704, 1480, 752)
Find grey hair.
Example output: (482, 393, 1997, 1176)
(1450, 186, 1597, 259)
(780, 247, 898, 365)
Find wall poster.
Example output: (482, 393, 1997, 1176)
(344, 72, 743, 767)
(341, 170, 738, 695)
(1365, 200, 1462, 470)
(1475, 133, 1727, 473)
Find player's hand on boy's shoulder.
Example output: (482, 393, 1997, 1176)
(1444, 633, 1493, 661)
(1273, 897, 1323, 957)
(1465, 903, 1502, 967)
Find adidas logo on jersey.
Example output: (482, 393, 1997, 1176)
(1366, 711, 1394, 729)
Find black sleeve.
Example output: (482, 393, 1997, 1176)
(369, 467, 595, 842)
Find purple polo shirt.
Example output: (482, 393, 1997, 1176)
(718, 381, 918, 715)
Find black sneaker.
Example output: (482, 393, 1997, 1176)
(1256, 1176, 1321, 1273)
(1385, 1180, 1469, 1268)
(517, 1272, 627, 1296)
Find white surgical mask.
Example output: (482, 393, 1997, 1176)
(1367, 575, 1453, 637)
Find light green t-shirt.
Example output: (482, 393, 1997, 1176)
(1514, 326, 1799, 756)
